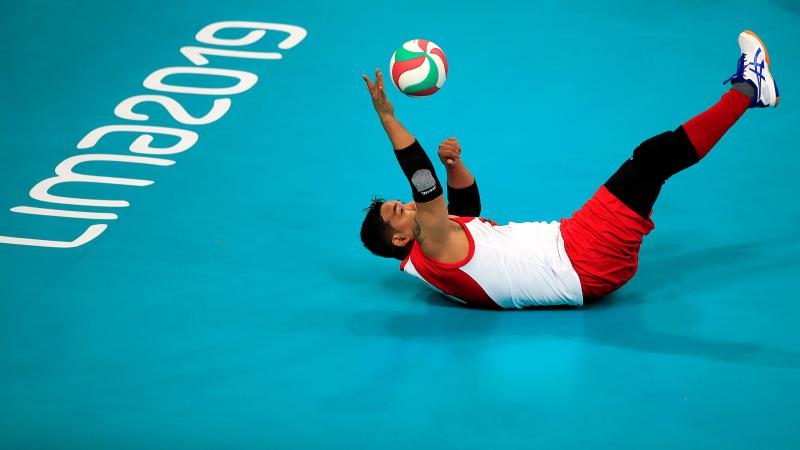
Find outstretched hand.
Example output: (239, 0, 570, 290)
(362, 69, 394, 118)
(438, 137, 462, 168)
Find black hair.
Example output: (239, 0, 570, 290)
(360, 196, 412, 260)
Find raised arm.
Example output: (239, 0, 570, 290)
(438, 138, 481, 217)
(362, 69, 451, 256)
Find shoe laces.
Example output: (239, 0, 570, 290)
(723, 54, 746, 85)
(723, 48, 766, 89)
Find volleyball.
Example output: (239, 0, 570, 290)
(389, 39, 448, 97)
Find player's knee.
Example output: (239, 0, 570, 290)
(632, 130, 675, 162)
(631, 130, 691, 181)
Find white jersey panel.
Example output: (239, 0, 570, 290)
(460, 219, 583, 308)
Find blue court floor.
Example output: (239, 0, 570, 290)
(1, 1, 799, 449)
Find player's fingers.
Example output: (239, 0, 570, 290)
(362, 75, 376, 93)
(376, 68, 384, 88)
(378, 73, 388, 96)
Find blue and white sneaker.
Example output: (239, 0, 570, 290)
(723, 30, 779, 108)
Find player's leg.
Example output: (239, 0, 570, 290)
(561, 30, 779, 300)
(605, 31, 779, 218)
(605, 30, 779, 220)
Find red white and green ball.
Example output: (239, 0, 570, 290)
(389, 39, 448, 97)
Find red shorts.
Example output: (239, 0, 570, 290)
(560, 186, 655, 298)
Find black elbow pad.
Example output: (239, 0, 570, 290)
(394, 140, 443, 203)
(447, 181, 481, 216)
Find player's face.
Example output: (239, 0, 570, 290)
(380, 200, 417, 246)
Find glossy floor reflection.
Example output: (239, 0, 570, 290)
(1, 1, 798, 449)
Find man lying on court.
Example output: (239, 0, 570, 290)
(359, 31, 779, 309)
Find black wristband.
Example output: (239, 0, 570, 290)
(447, 181, 481, 217)
(394, 140, 443, 203)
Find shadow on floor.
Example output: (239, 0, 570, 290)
(346, 234, 800, 368)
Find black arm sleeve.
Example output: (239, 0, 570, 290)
(394, 140, 444, 203)
(447, 181, 481, 217)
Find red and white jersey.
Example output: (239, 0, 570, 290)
(400, 217, 583, 309)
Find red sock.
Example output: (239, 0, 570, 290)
(683, 89, 750, 159)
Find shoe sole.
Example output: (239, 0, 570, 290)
(742, 29, 779, 107)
